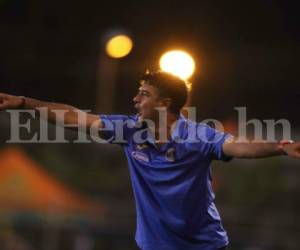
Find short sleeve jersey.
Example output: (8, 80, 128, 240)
(99, 114, 232, 250)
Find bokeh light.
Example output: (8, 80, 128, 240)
(159, 50, 195, 80)
(106, 35, 133, 58)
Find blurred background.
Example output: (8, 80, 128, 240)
(0, 0, 300, 249)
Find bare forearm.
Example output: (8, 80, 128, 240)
(223, 142, 282, 159)
(0, 93, 100, 130)
(21, 96, 86, 125)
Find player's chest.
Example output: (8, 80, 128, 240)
(129, 142, 190, 165)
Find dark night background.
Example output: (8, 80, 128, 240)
(0, 0, 300, 250)
(1, 0, 299, 122)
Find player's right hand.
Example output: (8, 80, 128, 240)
(0, 93, 24, 110)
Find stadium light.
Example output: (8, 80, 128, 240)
(159, 50, 195, 80)
(105, 34, 133, 58)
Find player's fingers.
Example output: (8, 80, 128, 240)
(0, 94, 9, 103)
(0, 103, 8, 110)
(293, 152, 300, 159)
(292, 143, 300, 153)
(0, 100, 12, 110)
(0, 93, 8, 99)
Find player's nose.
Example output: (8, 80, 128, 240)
(133, 95, 139, 103)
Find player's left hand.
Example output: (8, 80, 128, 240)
(0, 93, 24, 110)
(283, 142, 300, 159)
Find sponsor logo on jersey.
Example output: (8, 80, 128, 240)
(136, 144, 148, 150)
(165, 148, 176, 162)
(132, 151, 149, 162)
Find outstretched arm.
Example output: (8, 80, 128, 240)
(0, 93, 102, 131)
(223, 139, 300, 159)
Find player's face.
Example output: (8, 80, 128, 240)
(133, 83, 164, 122)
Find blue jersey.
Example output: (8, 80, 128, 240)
(100, 114, 232, 250)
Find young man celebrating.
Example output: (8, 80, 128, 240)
(0, 71, 300, 250)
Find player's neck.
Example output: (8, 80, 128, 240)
(152, 112, 179, 143)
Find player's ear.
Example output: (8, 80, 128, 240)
(162, 98, 172, 109)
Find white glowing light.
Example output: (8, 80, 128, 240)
(159, 50, 195, 80)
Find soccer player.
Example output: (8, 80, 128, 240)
(0, 71, 299, 250)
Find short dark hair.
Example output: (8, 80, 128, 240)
(140, 71, 188, 114)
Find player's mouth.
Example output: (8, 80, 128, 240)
(137, 111, 144, 119)
(135, 105, 142, 117)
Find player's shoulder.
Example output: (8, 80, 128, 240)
(184, 118, 213, 130)
(100, 114, 137, 122)
(99, 114, 138, 130)
(183, 119, 225, 140)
